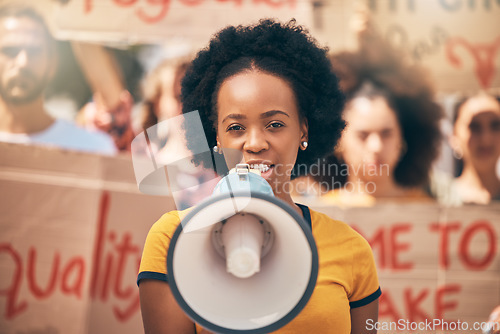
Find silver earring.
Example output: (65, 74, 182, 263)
(453, 147, 463, 160)
(301, 141, 308, 150)
(213, 145, 222, 154)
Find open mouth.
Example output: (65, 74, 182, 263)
(248, 163, 275, 179)
(249, 164, 271, 173)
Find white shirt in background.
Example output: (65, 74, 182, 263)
(0, 119, 117, 155)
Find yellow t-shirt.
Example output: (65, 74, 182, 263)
(138, 205, 381, 333)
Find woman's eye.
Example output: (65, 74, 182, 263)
(469, 122, 482, 134)
(227, 124, 244, 131)
(491, 120, 500, 132)
(357, 132, 369, 141)
(267, 122, 284, 129)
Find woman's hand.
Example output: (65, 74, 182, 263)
(486, 306, 500, 334)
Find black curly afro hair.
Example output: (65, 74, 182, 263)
(181, 19, 345, 178)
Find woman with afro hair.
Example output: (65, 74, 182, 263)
(137, 19, 381, 333)
(304, 8, 444, 207)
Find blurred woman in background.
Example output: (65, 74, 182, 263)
(449, 92, 500, 204)
(137, 57, 219, 209)
(140, 57, 190, 161)
(295, 8, 444, 207)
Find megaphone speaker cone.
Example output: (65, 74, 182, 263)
(167, 192, 318, 334)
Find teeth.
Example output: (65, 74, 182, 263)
(249, 164, 270, 172)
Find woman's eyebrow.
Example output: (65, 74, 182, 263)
(261, 110, 290, 119)
(221, 110, 290, 124)
(221, 113, 246, 124)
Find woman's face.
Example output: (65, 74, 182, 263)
(157, 66, 185, 120)
(339, 96, 403, 182)
(453, 94, 500, 169)
(216, 70, 308, 197)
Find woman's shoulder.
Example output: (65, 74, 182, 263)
(307, 208, 376, 271)
(308, 208, 367, 244)
(320, 189, 376, 208)
(149, 208, 193, 234)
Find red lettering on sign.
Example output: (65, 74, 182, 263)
(379, 284, 463, 323)
(179, 0, 204, 5)
(430, 220, 497, 270)
(429, 222, 461, 269)
(253, 0, 296, 9)
(100, 232, 116, 302)
(1, 191, 142, 322)
(0, 244, 27, 319)
(27, 248, 59, 299)
(446, 36, 500, 89)
(114, 0, 138, 6)
(379, 290, 401, 322)
(390, 224, 413, 270)
(405, 288, 431, 322)
(84, 0, 92, 13)
(459, 221, 497, 270)
(90, 191, 110, 297)
(61, 257, 86, 298)
(136, 0, 171, 23)
(114, 233, 140, 299)
(216, 0, 244, 6)
(435, 284, 461, 320)
(91, 192, 142, 321)
(83, 0, 297, 22)
(353, 223, 413, 271)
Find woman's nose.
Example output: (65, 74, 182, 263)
(366, 133, 382, 153)
(243, 128, 269, 153)
(478, 127, 495, 145)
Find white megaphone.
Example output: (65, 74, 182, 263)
(167, 164, 319, 334)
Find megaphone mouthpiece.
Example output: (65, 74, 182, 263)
(222, 213, 265, 278)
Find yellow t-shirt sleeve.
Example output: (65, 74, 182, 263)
(137, 210, 187, 284)
(348, 233, 381, 308)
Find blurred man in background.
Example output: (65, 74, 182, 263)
(0, 5, 116, 155)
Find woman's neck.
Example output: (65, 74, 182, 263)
(275, 191, 304, 217)
(346, 174, 414, 199)
(457, 164, 500, 199)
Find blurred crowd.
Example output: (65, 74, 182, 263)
(0, 2, 499, 207)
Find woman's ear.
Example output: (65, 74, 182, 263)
(449, 134, 464, 160)
(300, 118, 309, 143)
(448, 131, 460, 152)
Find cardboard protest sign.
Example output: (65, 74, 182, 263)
(320, 0, 500, 93)
(50, 0, 313, 47)
(0, 143, 174, 334)
(312, 203, 500, 334)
